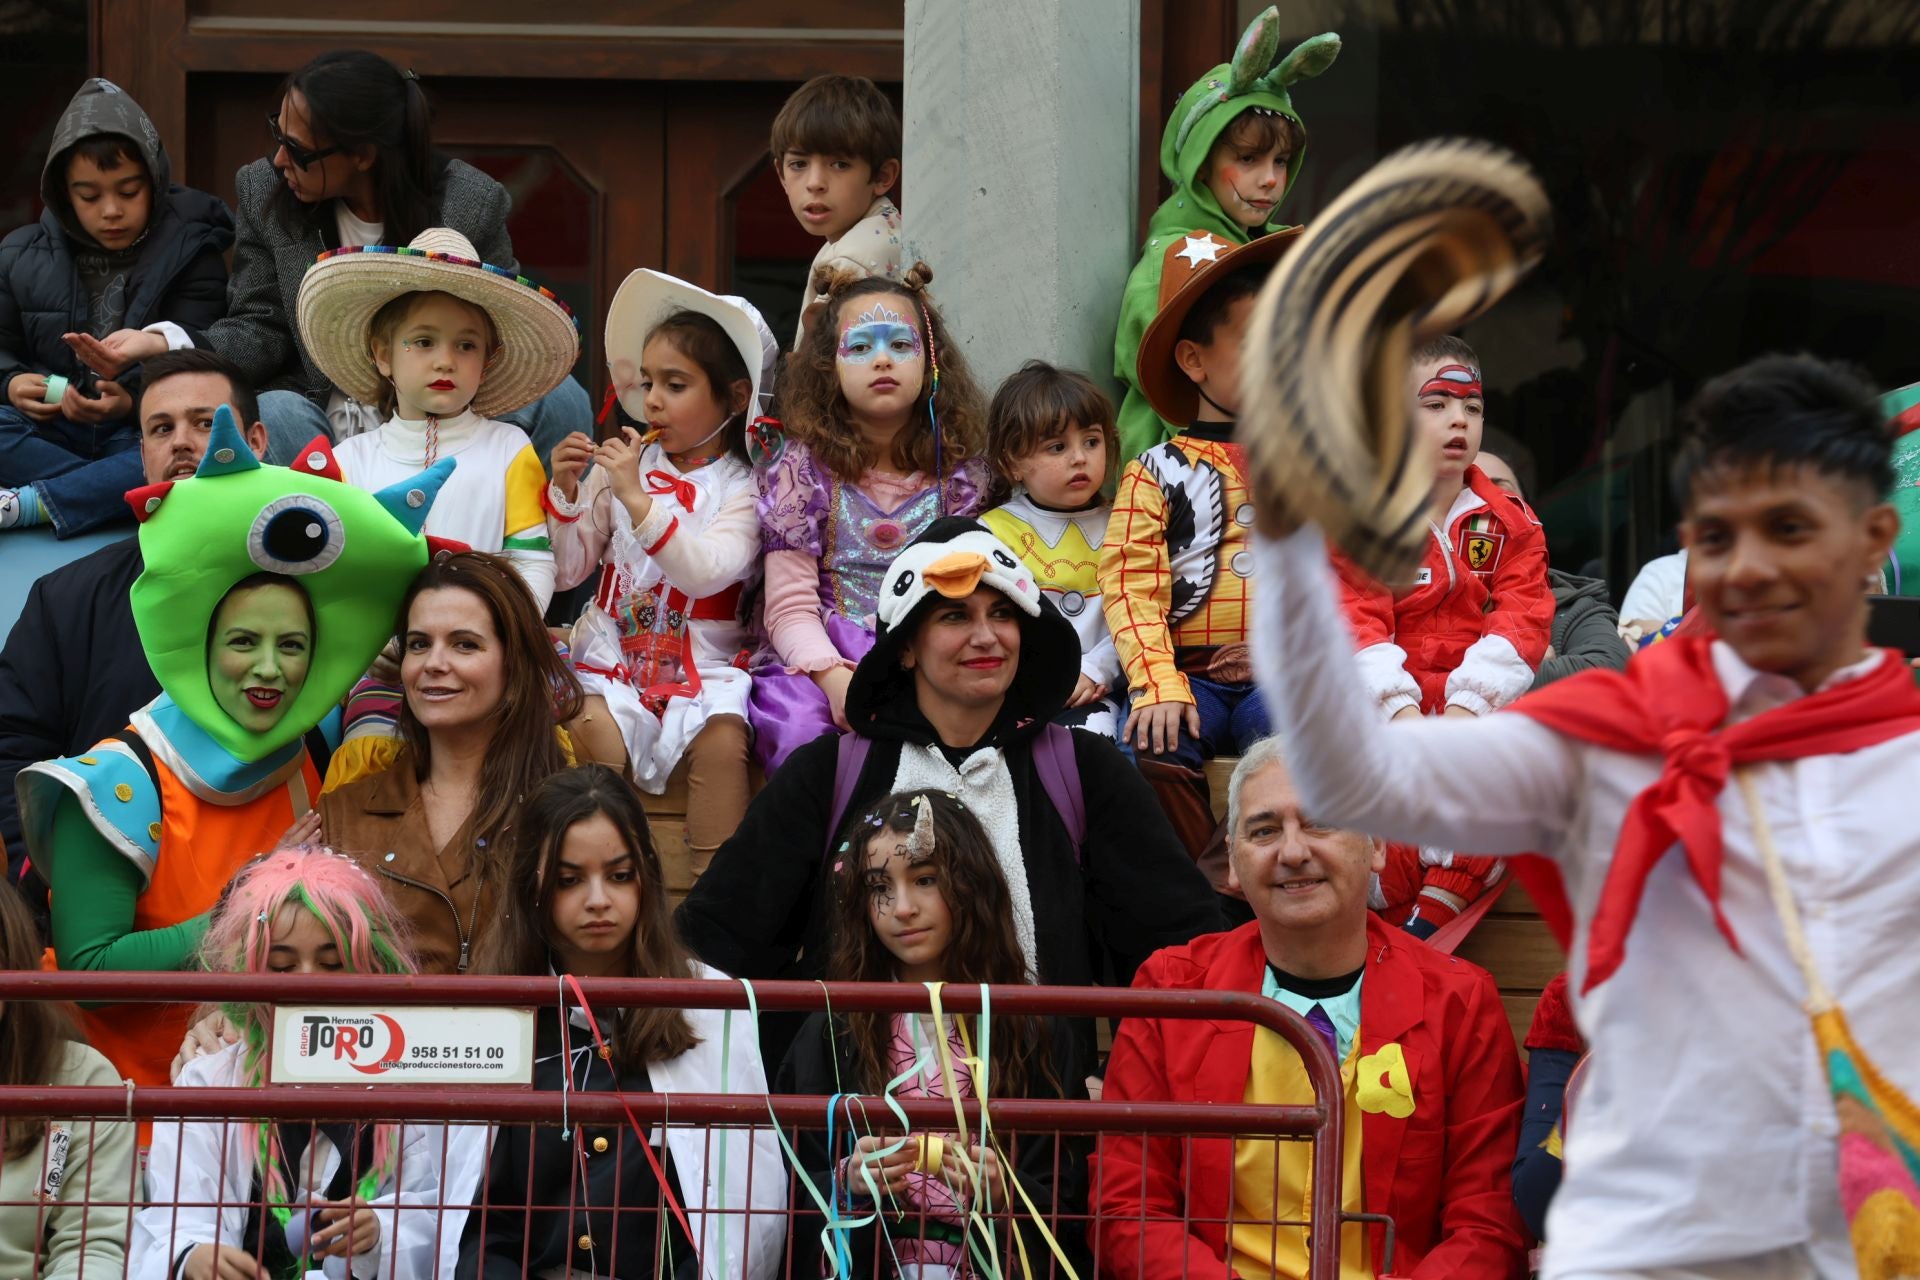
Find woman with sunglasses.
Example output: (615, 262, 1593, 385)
(66, 50, 589, 470)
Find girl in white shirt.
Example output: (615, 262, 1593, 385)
(293, 225, 584, 613)
(136, 848, 443, 1280)
(546, 272, 773, 875)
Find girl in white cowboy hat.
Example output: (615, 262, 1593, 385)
(545, 271, 777, 875)
(294, 226, 581, 611)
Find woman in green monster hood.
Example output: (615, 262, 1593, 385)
(1112, 7, 1338, 462)
(14, 408, 448, 1101)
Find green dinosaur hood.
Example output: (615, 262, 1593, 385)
(1148, 13, 1340, 240)
(1114, 10, 1338, 459)
(1885, 382, 1920, 596)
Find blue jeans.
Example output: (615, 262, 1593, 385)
(259, 376, 592, 473)
(1129, 674, 1271, 770)
(0, 406, 142, 537)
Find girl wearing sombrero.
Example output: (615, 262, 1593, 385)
(295, 226, 581, 612)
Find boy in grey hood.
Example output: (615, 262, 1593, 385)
(0, 78, 233, 536)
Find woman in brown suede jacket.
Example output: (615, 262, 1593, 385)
(320, 551, 586, 972)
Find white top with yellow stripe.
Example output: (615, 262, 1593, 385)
(337, 407, 555, 610)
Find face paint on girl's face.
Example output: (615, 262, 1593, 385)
(835, 297, 927, 424)
(836, 304, 924, 365)
(208, 583, 314, 733)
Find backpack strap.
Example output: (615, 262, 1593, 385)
(111, 726, 160, 786)
(1031, 723, 1086, 863)
(303, 723, 334, 783)
(823, 732, 873, 860)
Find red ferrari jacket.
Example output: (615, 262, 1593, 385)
(1336, 466, 1553, 717)
(1092, 918, 1528, 1280)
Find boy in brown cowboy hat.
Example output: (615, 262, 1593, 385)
(1098, 226, 1300, 863)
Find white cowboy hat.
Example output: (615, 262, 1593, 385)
(295, 226, 580, 419)
(604, 268, 778, 424)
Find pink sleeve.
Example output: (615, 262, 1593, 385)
(763, 549, 847, 672)
(549, 471, 614, 592)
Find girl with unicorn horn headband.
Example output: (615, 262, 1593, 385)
(778, 788, 1088, 1279)
(545, 270, 779, 877)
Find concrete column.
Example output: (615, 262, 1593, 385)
(902, 0, 1141, 396)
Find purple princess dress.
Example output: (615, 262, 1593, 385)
(749, 439, 985, 771)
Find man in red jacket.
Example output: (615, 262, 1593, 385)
(1093, 735, 1528, 1279)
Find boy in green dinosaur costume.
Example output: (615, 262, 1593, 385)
(1112, 8, 1339, 462)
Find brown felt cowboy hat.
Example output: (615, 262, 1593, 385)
(1237, 138, 1552, 582)
(1136, 225, 1306, 426)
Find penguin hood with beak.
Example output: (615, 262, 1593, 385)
(844, 517, 1083, 734)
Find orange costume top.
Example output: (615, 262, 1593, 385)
(1098, 423, 1256, 707)
(19, 697, 325, 1094)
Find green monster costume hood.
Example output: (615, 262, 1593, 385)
(1113, 8, 1339, 460)
(1885, 383, 1920, 595)
(129, 407, 455, 762)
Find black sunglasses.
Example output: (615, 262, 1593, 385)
(266, 114, 342, 170)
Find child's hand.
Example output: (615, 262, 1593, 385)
(1123, 699, 1200, 756)
(310, 1195, 381, 1258)
(597, 427, 648, 506)
(170, 1009, 240, 1082)
(5, 374, 62, 422)
(848, 1134, 916, 1197)
(64, 328, 165, 378)
(275, 809, 324, 851)
(1390, 705, 1424, 723)
(1443, 704, 1477, 719)
(183, 1242, 266, 1280)
(61, 379, 131, 424)
(942, 1142, 1009, 1200)
(550, 431, 596, 503)
(1067, 674, 1109, 708)
(811, 666, 853, 731)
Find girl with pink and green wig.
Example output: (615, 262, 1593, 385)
(133, 848, 450, 1280)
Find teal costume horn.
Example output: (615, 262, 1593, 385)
(128, 408, 454, 762)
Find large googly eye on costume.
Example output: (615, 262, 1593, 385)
(892, 570, 916, 597)
(248, 495, 346, 574)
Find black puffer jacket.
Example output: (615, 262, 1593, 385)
(0, 78, 233, 406)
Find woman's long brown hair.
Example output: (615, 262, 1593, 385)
(473, 765, 698, 1064)
(0, 881, 78, 1158)
(773, 265, 988, 484)
(395, 551, 583, 869)
(826, 790, 1059, 1100)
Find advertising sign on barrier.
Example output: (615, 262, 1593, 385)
(267, 1005, 536, 1085)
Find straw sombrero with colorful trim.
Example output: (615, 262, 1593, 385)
(295, 227, 580, 418)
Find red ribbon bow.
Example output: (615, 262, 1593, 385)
(645, 469, 698, 512)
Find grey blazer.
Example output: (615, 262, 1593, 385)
(204, 156, 517, 398)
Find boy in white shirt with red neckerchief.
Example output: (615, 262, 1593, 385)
(1254, 352, 1920, 1279)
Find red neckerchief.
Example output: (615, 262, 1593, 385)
(1506, 633, 1920, 993)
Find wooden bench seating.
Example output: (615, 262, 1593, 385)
(646, 752, 1558, 1048)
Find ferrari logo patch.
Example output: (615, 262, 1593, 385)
(1462, 531, 1503, 574)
